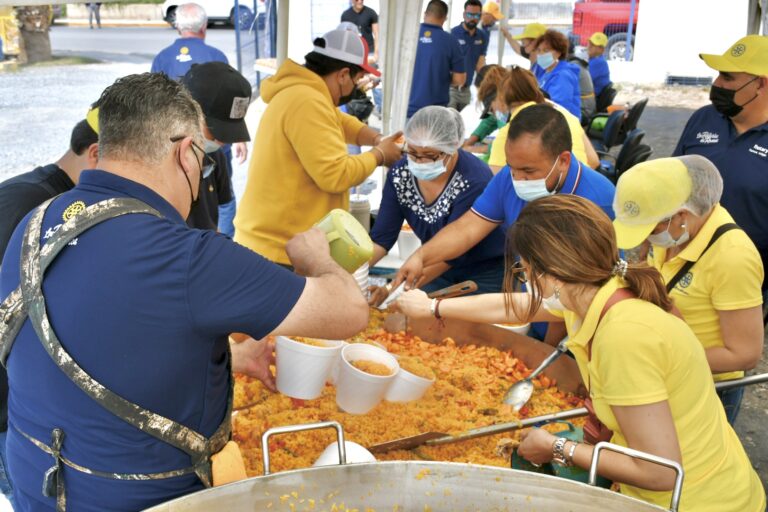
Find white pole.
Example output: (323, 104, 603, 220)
(277, 0, 289, 65)
(497, 0, 510, 65)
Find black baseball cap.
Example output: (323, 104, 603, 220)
(181, 61, 252, 143)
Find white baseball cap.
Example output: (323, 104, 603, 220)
(313, 29, 380, 77)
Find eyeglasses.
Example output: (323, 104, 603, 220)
(465, 12, 482, 19)
(170, 135, 216, 178)
(405, 149, 446, 163)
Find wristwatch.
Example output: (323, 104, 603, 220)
(552, 437, 571, 466)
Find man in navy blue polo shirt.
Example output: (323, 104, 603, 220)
(407, 0, 466, 119)
(448, 0, 488, 112)
(396, 104, 615, 286)
(673, 35, 768, 297)
(0, 72, 369, 511)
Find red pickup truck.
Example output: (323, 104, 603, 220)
(570, 0, 640, 61)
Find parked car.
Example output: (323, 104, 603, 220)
(570, 0, 639, 61)
(161, 0, 255, 29)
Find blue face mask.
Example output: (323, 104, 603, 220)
(494, 110, 508, 127)
(537, 51, 556, 69)
(408, 156, 447, 181)
(511, 156, 562, 202)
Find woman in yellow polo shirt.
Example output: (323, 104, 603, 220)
(613, 156, 764, 425)
(484, 66, 599, 172)
(396, 195, 764, 512)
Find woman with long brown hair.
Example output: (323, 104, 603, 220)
(396, 195, 764, 512)
(474, 65, 599, 173)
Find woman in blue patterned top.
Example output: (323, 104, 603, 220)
(369, 106, 506, 305)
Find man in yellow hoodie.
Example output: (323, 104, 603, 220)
(235, 29, 403, 265)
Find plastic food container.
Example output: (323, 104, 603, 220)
(335, 344, 399, 414)
(275, 336, 343, 399)
(315, 209, 374, 272)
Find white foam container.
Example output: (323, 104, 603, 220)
(493, 323, 531, 336)
(275, 336, 343, 400)
(312, 441, 377, 467)
(396, 230, 421, 260)
(336, 344, 399, 414)
(385, 365, 435, 403)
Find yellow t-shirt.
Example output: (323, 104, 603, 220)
(488, 101, 589, 167)
(649, 204, 764, 381)
(562, 277, 765, 512)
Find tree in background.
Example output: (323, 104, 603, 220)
(15, 5, 52, 64)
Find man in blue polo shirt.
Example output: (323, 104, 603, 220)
(587, 32, 611, 96)
(0, 72, 369, 511)
(673, 35, 768, 298)
(396, 104, 615, 286)
(448, 0, 488, 112)
(407, 0, 466, 119)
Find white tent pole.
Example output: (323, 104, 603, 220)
(497, 0, 510, 65)
(277, 0, 289, 65)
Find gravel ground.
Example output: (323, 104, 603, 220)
(0, 61, 147, 179)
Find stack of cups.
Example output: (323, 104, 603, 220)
(353, 263, 369, 297)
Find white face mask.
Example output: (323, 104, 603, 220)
(203, 137, 222, 154)
(408, 156, 448, 181)
(511, 156, 563, 202)
(541, 286, 565, 312)
(647, 217, 690, 248)
(494, 109, 508, 126)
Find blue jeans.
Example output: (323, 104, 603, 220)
(420, 259, 505, 295)
(717, 386, 744, 426)
(218, 198, 236, 238)
(0, 430, 15, 508)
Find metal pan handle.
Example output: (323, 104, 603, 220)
(588, 441, 684, 512)
(261, 421, 346, 475)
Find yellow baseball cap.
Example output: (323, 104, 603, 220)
(612, 158, 693, 249)
(513, 23, 547, 41)
(700, 35, 768, 76)
(86, 106, 99, 135)
(482, 1, 504, 21)
(589, 32, 608, 47)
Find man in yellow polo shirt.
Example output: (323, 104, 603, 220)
(234, 29, 402, 266)
(613, 155, 764, 424)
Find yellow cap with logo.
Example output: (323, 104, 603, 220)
(700, 35, 768, 76)
(612, 158, 693, 249)
(482, 1, 504, 21)
(513, 22, 547, 41)
(86, 106, 99, 135)
(589, 32, 608, 47)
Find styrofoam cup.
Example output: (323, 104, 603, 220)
(275, 336, 343, 399)
(336, 344, 399, 414)
(494, 323, 531, 335)
(397, 230, 421, 260)
(327, 341, 350, 385)
(313, 441, 377, 467)
(385, 366, 435, 403)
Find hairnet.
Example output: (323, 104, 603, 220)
(404, 106, 464, 154)
(679, 154, 723, 215)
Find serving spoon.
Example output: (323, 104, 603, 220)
(502, 338, 569, 410)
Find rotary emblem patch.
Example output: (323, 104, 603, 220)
(679, 271, 693, 289)
(622, 200, 640, 217)
(62, 201, 86, 222)
(424, 31, 432, 37)
(731, 44, 746, 57)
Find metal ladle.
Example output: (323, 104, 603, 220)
(502, 338, 569, 410)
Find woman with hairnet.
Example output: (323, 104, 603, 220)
(613, 155, 764, 425)
(368, 106, 506, 306)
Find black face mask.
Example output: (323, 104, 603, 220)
(520, 47, 530, 60)
(709, 76, 759, 118)
(338, 75, 357, 106)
